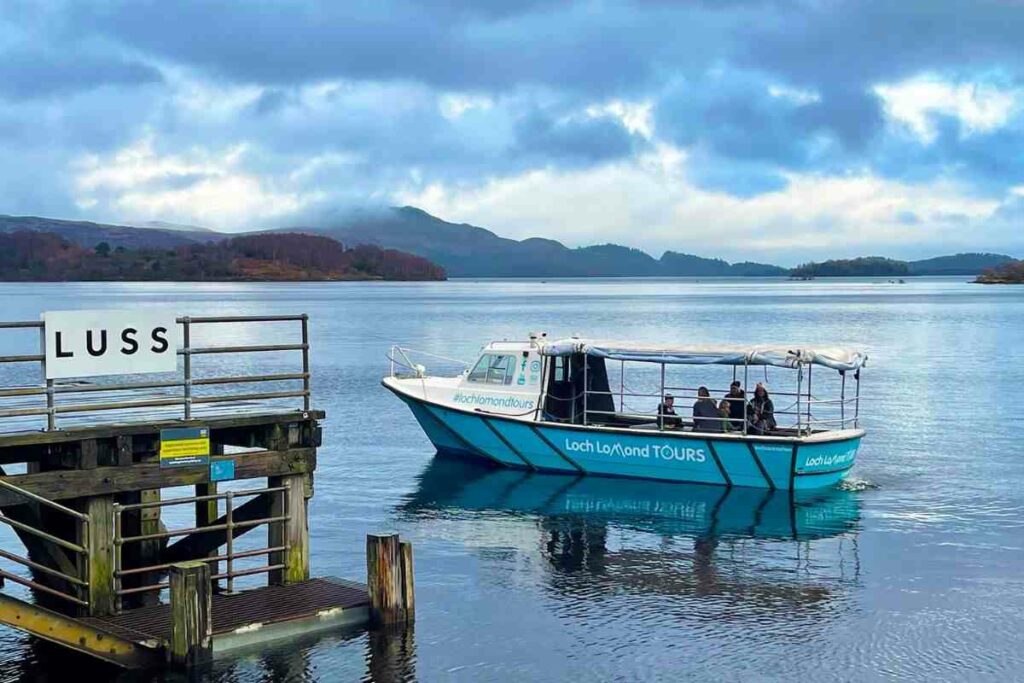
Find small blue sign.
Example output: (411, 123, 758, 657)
(210, 459, 236, 482)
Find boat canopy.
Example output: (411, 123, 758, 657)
(540, 339, 867, 372)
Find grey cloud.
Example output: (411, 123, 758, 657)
(0, 47, 162, 99)
(513, 110, 640, 164)
(0, 0, 1022, 232)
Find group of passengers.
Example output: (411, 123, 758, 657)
(657, 380, 776, 435)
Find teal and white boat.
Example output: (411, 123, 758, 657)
(383, 334, 866, 490)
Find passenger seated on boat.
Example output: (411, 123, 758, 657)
(718, 399, 733, 432)
(693, 387, 723, 432)
(748, 383, 777, 435)
(657, 394, 682, 429)
(724, 380, 747, 431)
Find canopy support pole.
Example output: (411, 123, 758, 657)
(840, 371, 846, 429)
(742, 362, 748, 436)
(582, 356, 588, 426)
(536, 355, 548, 422)
(796, 365, 803, 436)
(659, 362, 666, 431)
(619, 361, 625, 413)
(806, 365, 813, 431)
(854, 369, 861, 429)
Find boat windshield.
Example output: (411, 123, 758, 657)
(467, 353, 517, 385)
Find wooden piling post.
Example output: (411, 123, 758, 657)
(399, 540, 415, 621)
(169, 561, 212, 668)
(269, 473, 309, 585)
(195, 482, 219, 587)
(366, 534, 415, 626)
(84, 495, 115, 616)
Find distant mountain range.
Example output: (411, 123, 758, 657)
(1, 208, 1018, 278)
(286, 207, 789, 277)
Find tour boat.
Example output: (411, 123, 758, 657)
(383, 334, 866, 490)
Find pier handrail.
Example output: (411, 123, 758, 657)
(0, 314, 313, 432)
(0, 479, 90, 607)
(112, 483, 294, 604)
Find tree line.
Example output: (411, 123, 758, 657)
(0, 231, 447, 281)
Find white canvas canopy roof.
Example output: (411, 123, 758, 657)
(540, 339, 867, 372)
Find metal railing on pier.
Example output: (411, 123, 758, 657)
(112, 482, 293, 609)
(0, 315, 311, 433)
(0, 479, 90, 608)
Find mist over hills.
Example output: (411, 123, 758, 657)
(286, 207, 789, 277)
(1, 207, 1017, 278)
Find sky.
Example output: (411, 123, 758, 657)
(1, 0, 1023, 264)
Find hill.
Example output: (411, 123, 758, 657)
(0, 214, 217, 249)
(908, 253, 1017, 276)
(975, 260, 1024, 284)
(293, 206, 788, 277)
(790, 257, 910, 278)
(2, 207, 1016, 278)
(0, 231, 445, 281)
(659, 251, 787, 276)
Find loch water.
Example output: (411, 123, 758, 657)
(1, 277, 1023, 682)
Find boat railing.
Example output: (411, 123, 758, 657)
(576, 386, 861, 434)
(388, 345, 470, 379)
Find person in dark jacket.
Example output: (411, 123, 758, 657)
(749, 382, 777, 435)
(724, 380, 747, 431)
(657, 394, 682, 429)
(693, 386, 723, 432)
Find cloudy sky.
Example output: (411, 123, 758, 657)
(2, 0, 1023, 263)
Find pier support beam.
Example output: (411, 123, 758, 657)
(169, 561, 212, 668)
(269, 473, 309, 585)
(84, 495, 115, 616)
(366, 534, 415, 626)
(195, 482, 219, 587)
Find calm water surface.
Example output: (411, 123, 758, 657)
(0, 277, 1022, 682)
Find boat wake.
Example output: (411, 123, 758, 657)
(838, 476, 878, 492)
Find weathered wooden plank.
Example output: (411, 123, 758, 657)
(79, 439, 98, 470)
(0, 593, 163, 669)
(194, 481, 219, 586)
(115, 435, 133, 467)
(85, 496, 115, 616)
(169, 561, 212, 668)
(366, 534, 404, 626)
(0, 411, 325, 449)
(0, 449, 316, 507)
(268, 474, 308, 585)
(400, 540, 415, 621)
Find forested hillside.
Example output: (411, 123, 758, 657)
(0, 231, 446, 281)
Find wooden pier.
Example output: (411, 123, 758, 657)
(0, 312, 413, 671)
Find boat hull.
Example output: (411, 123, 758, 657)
(394, 390, 861, 491)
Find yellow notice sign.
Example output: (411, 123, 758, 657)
(159, 427, 211, 468)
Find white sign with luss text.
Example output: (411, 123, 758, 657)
(43, 310, 180, 379)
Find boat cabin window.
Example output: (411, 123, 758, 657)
(467, 353, 516, 385)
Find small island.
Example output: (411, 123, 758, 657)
(790, 257, 909, 278)
(975, 260, 1024, 284)
(0, 231, 446, 282)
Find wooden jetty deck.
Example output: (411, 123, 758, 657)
(0, 313, 413, 671)
(83, 576, 369, 655)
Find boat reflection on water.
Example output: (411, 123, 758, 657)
(401, 456, 863, 612)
